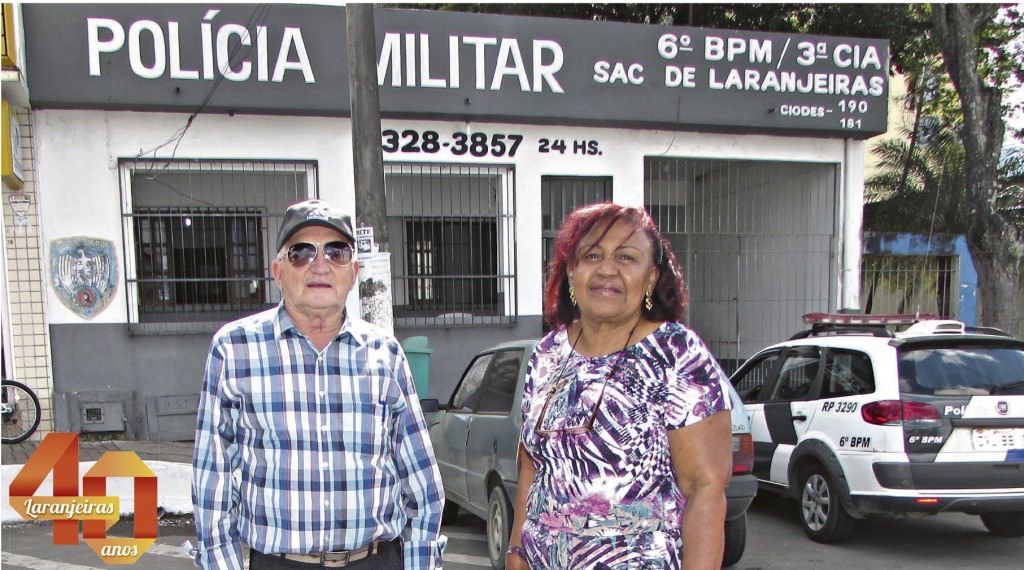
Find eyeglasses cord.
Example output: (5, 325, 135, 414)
(550, 319, 640, 395)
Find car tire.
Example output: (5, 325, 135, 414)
(980, 512, 1024, 537)
(797, 463, 854, 543)
(441, 500, 460, 524)
(487, 485, 513, 570)
(721, 513, 746, 567)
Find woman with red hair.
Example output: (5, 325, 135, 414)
(506, 203, 733, 569)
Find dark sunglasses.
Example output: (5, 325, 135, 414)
(285, 241, 354, 267)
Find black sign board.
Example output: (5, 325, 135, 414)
(22, 4, 889, 138)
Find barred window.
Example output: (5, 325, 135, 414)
(121, 159, 316, 323)
(861, 254, 958, 318)
(133, 208, 264, 313)
(541, 176, 612, 317)
(406, 218, 498, 311)
(385, 163, 517, 326)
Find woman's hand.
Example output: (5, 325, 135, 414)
(506, 551, 529, 570)
(506, 444, 536, 570)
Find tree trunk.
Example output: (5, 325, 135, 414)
(965, 225, 1024, 337)
(931, 4, 1024, 337)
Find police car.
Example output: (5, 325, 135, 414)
(729, 313, 1024, 543)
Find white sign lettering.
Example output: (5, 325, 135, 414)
(377, 32, 564, 93)
(86, 11, 315, 83)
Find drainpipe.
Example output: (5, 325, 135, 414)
(841, 138, 865, 312)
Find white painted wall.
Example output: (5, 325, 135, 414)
(35, 109, 858, 329)
(35, 110, 353, 324)
(375, 119, 852, 321)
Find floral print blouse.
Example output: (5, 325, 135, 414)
(518, 321, 731, 569)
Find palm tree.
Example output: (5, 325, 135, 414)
(865, 122, 967, 234)
(864, 113, 1023, 318)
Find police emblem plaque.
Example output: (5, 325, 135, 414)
(50, 237, 117, 319)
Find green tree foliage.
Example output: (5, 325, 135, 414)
(865, 125, 1023, 233)
(865, 124, 967, 234)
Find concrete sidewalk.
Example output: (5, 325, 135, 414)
(2, 437, 194, 465)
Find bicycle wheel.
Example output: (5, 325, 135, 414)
(2, 380, 41, 444)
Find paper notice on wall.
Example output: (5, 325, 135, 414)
(356, 226, 374, 255)
(9, 194, 30, 228)
(358, 252, 393, 334)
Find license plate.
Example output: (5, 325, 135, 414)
(971, 428, 1024, 450)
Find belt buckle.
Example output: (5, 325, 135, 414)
(320, 550, 351, 566)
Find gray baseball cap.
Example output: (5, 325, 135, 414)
(276, 199, 355, 251)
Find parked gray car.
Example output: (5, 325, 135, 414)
(424, 339, 757, 568)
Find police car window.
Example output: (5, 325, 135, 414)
(476, 349, 523, 414)
(732, 351, 781, 403)
(821, 350, 875, 398)
(898, 344, 1024, 396)
(452, 353, 494, 411)
(770, 349, 820, 401)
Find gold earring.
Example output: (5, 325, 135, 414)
(645, 288, 653, 312)
(569, 283, 577, 306)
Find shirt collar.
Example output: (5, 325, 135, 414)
(272, 302, 368, 347)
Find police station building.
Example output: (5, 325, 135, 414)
(12, 4, 887, 439)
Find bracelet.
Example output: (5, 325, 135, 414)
(507, 544, 526, 558)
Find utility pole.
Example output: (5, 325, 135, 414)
(346, 3, 388, 252)
(347, 4, 394, 330)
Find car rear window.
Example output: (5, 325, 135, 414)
(898, 344, 1024, 396)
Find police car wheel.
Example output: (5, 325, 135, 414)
(980, 512, 1024, 537)
(798, 463, 854, 543)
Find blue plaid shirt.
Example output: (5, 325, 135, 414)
(192, 305, 446, 569)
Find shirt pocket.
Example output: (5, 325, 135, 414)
(338, 399, 392, 459)
(241, 374, 312, 444)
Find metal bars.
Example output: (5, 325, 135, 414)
(384, 162, 517, 327)
(645, 157, 838, 373)
(860, 254, 958, 318)
(541, 176, 612, 291)
(132, 207, 264, 315)
(120, 159, 316, 323)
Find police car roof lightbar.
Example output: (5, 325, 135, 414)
(801, 313, 941, 326)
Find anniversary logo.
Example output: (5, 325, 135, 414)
(7, 433, 158, 564)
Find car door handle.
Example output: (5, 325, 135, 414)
(792, 414, 808, 422)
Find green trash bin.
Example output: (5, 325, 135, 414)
(401, 336, 433, 398)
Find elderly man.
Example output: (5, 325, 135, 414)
(192, 199, 446, 569)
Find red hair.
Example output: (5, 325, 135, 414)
(543, 202, 687, 329)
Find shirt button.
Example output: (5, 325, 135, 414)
(320, 391, 326, 398)
(321, 425, 328, 431)
(322, 462, 329, 469)
(323, 500, 329, 507)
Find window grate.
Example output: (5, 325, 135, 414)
(385, 162, 517, 327)
(121, 159, 316, 323)
(83, 407, 103, 423)
(541, 176, 612, 309)
(861, 254, 958, 318)
(645, 157, 838, 373)
(133, 206, 266, 315)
